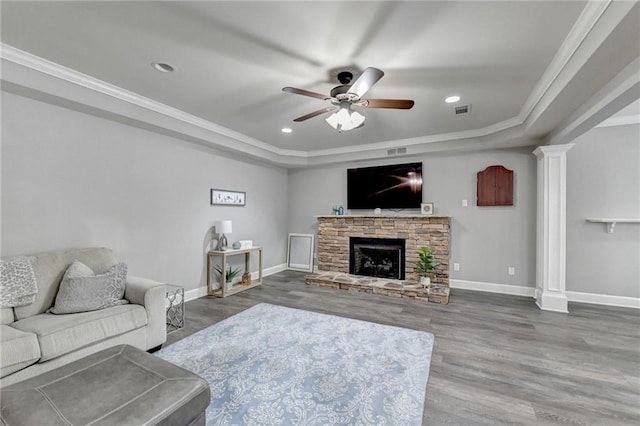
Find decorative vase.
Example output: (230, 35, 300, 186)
(241, 273, 251, 286)
(420, 276, 431, 287)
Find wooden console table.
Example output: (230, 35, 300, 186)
(207, 247, 263, 297)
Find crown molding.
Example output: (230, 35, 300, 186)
(0, 0, 634, 168)
(546, 56, 640, 145)
(2, 43, 531, 164)
(305, 117, 524, 159)
(2, 42, 535, 164)
(0, 43, 298, 158)
(596, 114, 640, 128)
(0, 43, 536, 165)
(518, 0, 612, 125)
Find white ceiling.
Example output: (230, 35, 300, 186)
(1, 1, 638, 166)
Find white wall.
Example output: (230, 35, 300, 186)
(288, 148, 538, 289)
(1, 92, 289, 291)
(567, 124, 640, 298)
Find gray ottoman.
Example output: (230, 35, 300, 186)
(0, 345, 210, 426)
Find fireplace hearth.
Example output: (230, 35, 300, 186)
(350, 237, 405, 280)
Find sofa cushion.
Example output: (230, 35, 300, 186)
(12, 304, 147, 362)
(49, 261, 128, 314)
(14, 247, 117, 320)
(0, 325, 41, 378)
(1, 308, 14, 325)
(0, 256, 38, 308)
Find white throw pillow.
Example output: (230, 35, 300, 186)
(48, 260, 128, 314)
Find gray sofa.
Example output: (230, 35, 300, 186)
(0, 247, 167, 386)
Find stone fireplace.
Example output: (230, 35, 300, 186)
(316, 215, 450, 285)
(349, 237, 406, 280)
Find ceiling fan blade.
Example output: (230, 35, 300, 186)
(293, 106, 337, 122)
(347, 67, 384, 98)
(282, 87, 330, 100)
(361, 99, 415, 109)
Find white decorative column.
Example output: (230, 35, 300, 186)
(533, 144, 574, 313)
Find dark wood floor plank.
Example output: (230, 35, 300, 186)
(165, 271, 640, 425)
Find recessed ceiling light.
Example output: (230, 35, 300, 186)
(281, 127, 292, 133)
(445, 95, 461, 104)
(151, 61, 175, 73)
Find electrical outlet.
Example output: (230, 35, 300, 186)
(508, 267, 515, 276)
(462, 199, 468, 207)
(453, 263, 460, 271)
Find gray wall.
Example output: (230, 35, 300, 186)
(288, 148, 538, 288)
(3, 88, 637, 300)
(1, 92, 289, 291)
(566, 124, 640, 297)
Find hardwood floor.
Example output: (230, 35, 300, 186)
(165, 271, 640, 425)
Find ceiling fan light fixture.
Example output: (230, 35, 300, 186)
(325, 104, 365, 132)
(348, 110, 366, 129)
(283, 67, 412, 130)
(324, 112, 342, 129)
(281, 127, 292, 133)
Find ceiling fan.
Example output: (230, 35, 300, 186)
(282, 67, 415, 132)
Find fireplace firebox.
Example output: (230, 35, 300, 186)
(349, 237, 406, 280)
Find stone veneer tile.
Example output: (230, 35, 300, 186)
(305, 271, 450, 304)
(316, 215, 450, 285)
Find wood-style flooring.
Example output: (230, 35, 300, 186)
(165, 270, 640, 425)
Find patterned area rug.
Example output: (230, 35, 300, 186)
(156, 303, 434, 425)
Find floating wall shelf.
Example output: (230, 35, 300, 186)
(586, 219, 640, 233)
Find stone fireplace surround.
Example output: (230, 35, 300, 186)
(315, 215, 450, 286)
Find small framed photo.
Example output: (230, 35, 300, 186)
(421, 202, 434, 215)
(211, 189, 246, 206)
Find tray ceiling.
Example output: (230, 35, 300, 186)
(1, 1, 638, 166)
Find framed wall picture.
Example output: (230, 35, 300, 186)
(211, 189, 246, 206)
(421, 202, 434, 215)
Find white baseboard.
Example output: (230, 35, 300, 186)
(184, 286, 209, 302)
(184, 271, 639, 309)
(450, 279, 640, 309)
(565, 291, 640, 309)
(450, 279, 535, 297)
(183, 263, 288, 302)
(260, 263, 288, 278)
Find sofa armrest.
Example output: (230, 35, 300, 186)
(124, 276, 167, 349)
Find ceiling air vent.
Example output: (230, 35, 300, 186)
(454, 104, 471, 115)
(387, 147, 407, 156)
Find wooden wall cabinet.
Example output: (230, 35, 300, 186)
(477, 165, 513, 206)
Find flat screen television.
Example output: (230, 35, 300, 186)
(347, 162, 423, 209)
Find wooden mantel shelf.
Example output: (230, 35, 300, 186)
(315, 214, 451, 219)
(586, 219, 640, 233)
